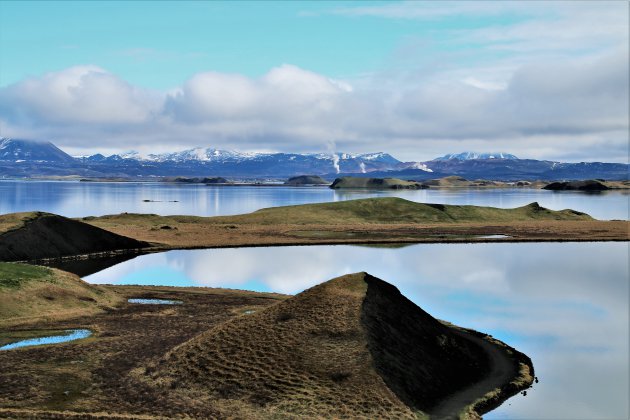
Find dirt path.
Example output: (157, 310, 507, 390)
(429, 330, 518, 420)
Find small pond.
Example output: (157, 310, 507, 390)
(0, 329, 92, 351)
(128, 298, 182, 305)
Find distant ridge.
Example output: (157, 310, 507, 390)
(0, 138, 74, 162)
(0, 138, 627, 180)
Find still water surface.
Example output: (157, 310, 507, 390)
(3, 180, 628, 418)
(85, 242, 629, 420)
(0, 329, 92, 351)
(1, 180, 627, 220)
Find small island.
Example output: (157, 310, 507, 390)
(284, 175, 329, 186)
(330, 177, 427, 189)
(543, 180, 610, 191)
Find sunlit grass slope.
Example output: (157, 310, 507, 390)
(0, 262, 122, 327)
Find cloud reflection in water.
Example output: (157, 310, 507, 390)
(85, 242, 628, 419)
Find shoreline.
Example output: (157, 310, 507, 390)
(0, 282, 533, 419)
(1, 197, 628, 264)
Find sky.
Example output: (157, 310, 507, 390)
(0, 1, 628, 162)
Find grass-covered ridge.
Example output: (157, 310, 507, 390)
(218, 197, 593, 225)
(141, 272, 532, 419)
(0, 263, 53, 288)
(0, 262, 123, 327)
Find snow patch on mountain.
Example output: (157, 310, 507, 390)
(433, 152, 518, 161)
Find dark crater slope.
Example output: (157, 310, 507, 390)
(142, 272, 531, 419)
(362, 275, 488, 413)
(543, 180, 610, 191)
(0, 212, 149, 261)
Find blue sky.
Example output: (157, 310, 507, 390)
(0, 1, 527, 88)
(0, 1, 628, 162)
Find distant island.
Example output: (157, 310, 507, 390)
(284, 175, 329, 186)
(543, 180, 610, 191)
(330, 177, 427, 189)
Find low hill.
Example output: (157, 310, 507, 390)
(284, 175, 329, 186)
(0, 212, 150, 262)
(165, 176, 229, 184)
(141, 272, 532, 418)
(543, 180, 610, 191)
(422, 175, 472, 187)
(330, 177, 426, 189)
(219, 197, 593, 225)
(0, 262, 122, 327)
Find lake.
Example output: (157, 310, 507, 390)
(83, 242, 629, 420)
(0, 180, 628, 220)
(2, 180, 629, 418)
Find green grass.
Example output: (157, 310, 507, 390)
(0, 263, 53, 289)
(216, 197, 593, 225)
(0, 263, 123, 327)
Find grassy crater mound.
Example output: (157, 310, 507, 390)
(140, 272, 531, 418)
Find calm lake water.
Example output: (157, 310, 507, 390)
(2, 180, 628, 418)
(0, 180, 628, 220)
(84, 243, 630, 420)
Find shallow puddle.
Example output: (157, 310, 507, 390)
(127, 298, 183, 305)
(0, 329, 92, 351)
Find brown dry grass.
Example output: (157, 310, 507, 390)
(84, 217, 629, 250)
(0, 284, 286, 418)
(76, 198, 628, 253)
(138, 273, 520, 419)
(0, 273, 533, 419)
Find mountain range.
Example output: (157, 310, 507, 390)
(0, 138, 627, 181)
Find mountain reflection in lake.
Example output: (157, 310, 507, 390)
(84, 242, 629, 419)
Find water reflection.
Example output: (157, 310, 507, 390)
(1, 180, 627, 220)
(0, 329, 92, 351)
(84, 242, 629, 419)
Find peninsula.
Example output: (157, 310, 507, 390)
(1, 198, 627, 262)
(0, 271, 533, 419)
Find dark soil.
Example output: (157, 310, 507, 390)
(0, 213, 149, 262)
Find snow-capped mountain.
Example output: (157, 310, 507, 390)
(0, 139, 627, 180)
(78, 147, 403, 175)
(433, 152, 518, 161)
(0, 138, 74, 162)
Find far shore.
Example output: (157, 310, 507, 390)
(6, 175, 630, 189)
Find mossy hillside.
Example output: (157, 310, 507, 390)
(0, 262, 53, 289)
(211, 197, 593, 225)
(0, 262, 123, 327)
(143, 273, 506, 419)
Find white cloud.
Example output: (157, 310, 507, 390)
(0, 47, 627, 162)
(0, 66, 159, 125)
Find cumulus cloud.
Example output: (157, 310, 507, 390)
(0, 50, 627, 162)
(0, 66, 159, 126)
